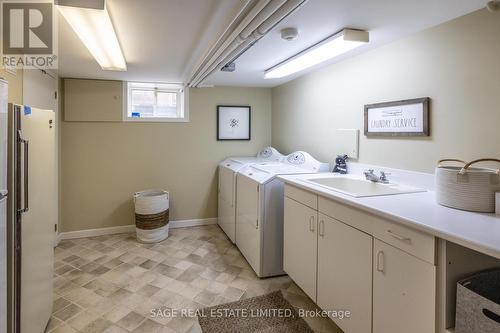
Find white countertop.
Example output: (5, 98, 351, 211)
(279, 173, 500, 260)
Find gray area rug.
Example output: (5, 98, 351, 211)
(197, 290, 314, 333)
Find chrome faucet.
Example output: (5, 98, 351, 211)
(364, 170, 390, 183)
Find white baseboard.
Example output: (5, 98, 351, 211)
(170, 217, 217, 229)
(58, 218, 218, 241)
(54, 232, 62, 247)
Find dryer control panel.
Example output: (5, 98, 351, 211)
(257, 147, 284, 161)
(284, 151, 329, 172)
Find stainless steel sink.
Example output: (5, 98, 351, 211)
(304, 177, 426, 197)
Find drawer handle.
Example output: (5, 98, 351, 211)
(376, 251, 385, 273)
(319, 220, 325, 237)
(309, 216, 315, 232)
(387, 230, 412, 244)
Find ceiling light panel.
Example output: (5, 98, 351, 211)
(57, 4, 127, 71)
(265, 29, 369, 79)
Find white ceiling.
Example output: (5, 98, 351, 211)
(58, 0, 487, 87)
(57, 0, 244, 82)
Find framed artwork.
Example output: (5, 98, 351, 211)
(364, 97, 430, 137)
(217, 105, 251, 140)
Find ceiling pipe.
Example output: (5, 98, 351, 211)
(239, 0, 288, 39)
(187, 0, 255, 83)
(189, 0, 272, 87)
(189, 0, 281, 87)
(190, 0, 307, 87)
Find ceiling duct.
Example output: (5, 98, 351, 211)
(188, 0, 308, 88)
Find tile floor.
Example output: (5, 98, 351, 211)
(47, 225, 341, 333)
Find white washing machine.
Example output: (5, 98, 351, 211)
(235, 151, 329, 277)
(218, 147, 284, 243)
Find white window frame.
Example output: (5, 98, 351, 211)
(123, 82, 189, 122)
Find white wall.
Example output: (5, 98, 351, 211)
(272, 9, 500, 173)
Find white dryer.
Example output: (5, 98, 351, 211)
(218, 147, 284, 243)
(235, 151, 328, 277)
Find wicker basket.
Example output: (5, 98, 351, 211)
(435, 159, 500, 213)
(134, 190, 169, 243)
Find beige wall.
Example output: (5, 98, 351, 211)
(272, 9, 500, 173)
(0, 69, 23, 104)
(61, 86, 271, 232)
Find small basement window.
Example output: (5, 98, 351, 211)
(124, 82, 189, 122)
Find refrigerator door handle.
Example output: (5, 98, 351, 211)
(18, 130, 29, 213)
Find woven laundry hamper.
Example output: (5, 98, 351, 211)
(134, 190, 169, 243)
(455, 269, 500, 333)
(435, 159, 500, 213)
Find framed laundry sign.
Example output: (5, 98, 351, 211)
(217, 105, 251, 140)
(364, 97, 430, 137)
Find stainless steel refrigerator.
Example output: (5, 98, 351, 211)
(1, 79, 56, 333)
(1, 79, 9, 333)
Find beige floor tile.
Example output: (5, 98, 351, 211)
(137, 284, 160, 297)
(53, 303, 83, 322)
(53, 297, 72, 313)
(149, 274, 175, 289)
(51, 323, 77, 333)
(149, 306, 174, 326)
(67, 310, 102, 331)
(116, 311, 146, 331)
(103, 305, 132, 323)
(45, 317, 63, 332)
(174, 260, 192, 270)
(177, 284, 202, 300)
(193, 290, 217, 306)
(166, 317, 195, 333)
(132, 319, 164, 333)
(79, 318, 112, 333)
(131, 298, 161, 317)
(101, 325, 128, 333)
(54, 226, 331, 333)
(189, 277, 211, 290)
(204, 281, 227, 294)
(221, 286, 245, 301)
(65, 287, 105, 308)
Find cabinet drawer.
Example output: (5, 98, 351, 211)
(318, 196, 435, 264)
(372, 218, 436, 265)
(285, 184, 317, 210)
(318, 197, 372, 234)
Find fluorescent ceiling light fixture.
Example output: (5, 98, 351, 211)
(264, 29, 369, 79)
(57, 3, 127, 71)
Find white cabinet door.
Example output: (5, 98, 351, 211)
(373, 239, 436, 333)
(283, 197, 317, 301)
(317, 214, 373, 333)
(218, 166, 236, 243)
(235, 174, 261, 275)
